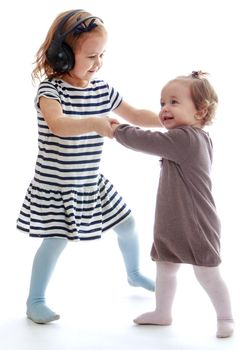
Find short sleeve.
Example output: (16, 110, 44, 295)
(105, 82, 123, 111)
(35, 80, 61, 112)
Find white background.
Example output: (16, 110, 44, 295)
(0, 0, 247, 349)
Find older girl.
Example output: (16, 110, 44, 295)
(17, 9, 160, 324)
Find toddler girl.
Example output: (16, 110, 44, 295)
(112, 71, 234, 338)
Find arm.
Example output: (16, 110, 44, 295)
(113, 124, 168, 158)
(39, 97, 118, 138)
(114, 100, 161, 128)
(113, 124, 190, 162)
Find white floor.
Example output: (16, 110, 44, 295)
(0, 231, 246, 350)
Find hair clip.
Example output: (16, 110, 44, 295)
(73, 19, 98, 36)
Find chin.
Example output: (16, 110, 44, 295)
(164, 124, 174, 129)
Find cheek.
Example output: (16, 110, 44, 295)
(72, 61, 84, 72)
(158, 112, 164, 123)
(159, 107, 167, 118)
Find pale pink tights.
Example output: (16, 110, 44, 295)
(134, 261, 234, 338)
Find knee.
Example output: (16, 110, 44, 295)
(42, 237, 68, 253)
(157, 261, 180, 277)
(193, 266, 220, 286)
(193, 266, 206, 282)
(114, 215, 136, 236)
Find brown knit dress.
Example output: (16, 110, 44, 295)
(114, 125, 221, 267)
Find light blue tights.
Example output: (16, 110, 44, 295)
(26, 215, 154, 323)
(113, 215, 154, 291)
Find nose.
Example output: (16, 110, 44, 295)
(93, 56, 102, 69)
(161, 103, 169, 112)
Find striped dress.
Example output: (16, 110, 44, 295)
(17, 78, 131, 240)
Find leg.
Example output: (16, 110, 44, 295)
(26, 237, 68, 324)
(134, 261, 180, 325)
(113, 215, 155, 291)
(193, 265, 234, 338)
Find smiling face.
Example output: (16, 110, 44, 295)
(63, 30, 107, 87)
(159, 80, 204, 129)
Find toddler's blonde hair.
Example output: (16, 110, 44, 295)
(172, 71, 218, 125)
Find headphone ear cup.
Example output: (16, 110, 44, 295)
(46, 41, 75, 73)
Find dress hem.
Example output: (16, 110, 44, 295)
(16, 210, 132, 241)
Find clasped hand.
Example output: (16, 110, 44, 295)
(94, 117, 120, 138)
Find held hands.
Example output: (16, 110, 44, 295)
(110, 120, 119, 133)
(92, 117, 120, 138)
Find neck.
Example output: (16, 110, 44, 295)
(63, 73, 89, 88)
(191, 121, 204, 129)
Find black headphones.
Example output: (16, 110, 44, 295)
(46, 9, 103, 73)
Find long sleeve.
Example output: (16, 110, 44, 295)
(114, 124, 191, 163)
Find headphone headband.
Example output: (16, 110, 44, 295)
(54, 9, 82, 41)
(55, 10, 103, 43)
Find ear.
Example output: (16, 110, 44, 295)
(195, 108, 207, 120)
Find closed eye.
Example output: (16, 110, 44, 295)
(89, 51, 105, 59)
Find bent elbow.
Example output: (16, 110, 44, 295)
(47, 118, 68, 137)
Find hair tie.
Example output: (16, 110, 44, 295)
(191, 71, 207, 79)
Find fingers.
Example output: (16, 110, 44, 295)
(110, 118, 120, 125)
(105, 121, 115, 139)
(111, 123, 119, 133)
(105, 118, 120, 138)
(95, 117, 120, 138)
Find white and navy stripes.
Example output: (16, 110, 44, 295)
(17, 79, 131, 240)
